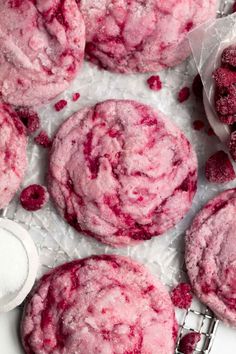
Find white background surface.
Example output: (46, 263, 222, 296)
(0, 309, 235, 353)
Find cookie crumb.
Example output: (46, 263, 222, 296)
(54, 99, 67, 112)
(178, 87, 190, 103)
(205, 150, 235, 183)
(179, 332, 201, 354)
(20, 184, 49, 211)
(147, 75, 162, 91)
(170, 283, 193, 309)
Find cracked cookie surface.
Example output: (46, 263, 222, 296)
(48, 99, 197, 247)
(186, 189, 236, 326)
(0, 0, 85, 106)
(79, 0, 217, 73)
(21, 255, 177, 354)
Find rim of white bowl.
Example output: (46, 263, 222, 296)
(0, 218, 39, 312)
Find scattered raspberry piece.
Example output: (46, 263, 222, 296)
(16, 107, 40, 135)
(72, 92, 80, 101)
(207, 127, 215, 136)
(12, 115, 26, 135)
(54, 99, 67, 112)
(178, 87, 190, 103)
(193, 120, 204, 131)
(229, 131, 236, 162)
(205, 151, 236, 184)
(147, 75, 162, 91)
(34, 130, 52, 148)
(192, 74, 203, 99)
(179, 332, 201, 354)
(20, 184, 49, 211)
(170, 283, 193, 309)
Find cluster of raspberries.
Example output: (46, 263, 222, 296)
(213, 45, 236, 161)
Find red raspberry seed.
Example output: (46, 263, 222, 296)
(205, 150, 236, 184)
(34, 130, 52, 148)
(178, 87, 190, 103)
(170, 283, 193, 309)
(147, 75, 162, 91)
(54, 99, 67, 112)
(179, 332, 201, 354)
(20, 184, 49, 211)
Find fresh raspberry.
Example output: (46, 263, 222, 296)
(20, 184, 49, 211)
(34, 130, 52, 148)
(218, 114, 236, 125)
(233, 2, 236, 13)
(192, 74, 203, 99)
(54, 99, 67, 112)
(215, 85, 236, 116)
(147, 75, 162, 91)
(193, 120, 204, 131)
(178, 87, 190, 103)
(205, 151, 236, 183)
(72, 92, 80, 101)
(16, 107, 40, 135)
(221, 45, 236, 67)
(170, 283, 193, 309)
(229, 131, 236, 162)
(213, 67, 236, 87)
(179, 332, 201, 354)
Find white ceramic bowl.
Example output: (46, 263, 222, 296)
(0, 218, 39, 312)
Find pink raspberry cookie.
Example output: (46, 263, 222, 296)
(21, 255, 178, 354)
(0, 0, 85, 107)
(48, 100, 197, 247)
(0, 103, 27, 209)
(79, 0, 217, 73)
(186, 189, 236, 326)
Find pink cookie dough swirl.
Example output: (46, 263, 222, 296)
(48, 100, 197, 247)
(79, 0, 217, 73)
(186, 189, 236, 327)
(21, 255, 178, 354)
(0, 0, 85, 107)
(0, 102, 27, 209)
